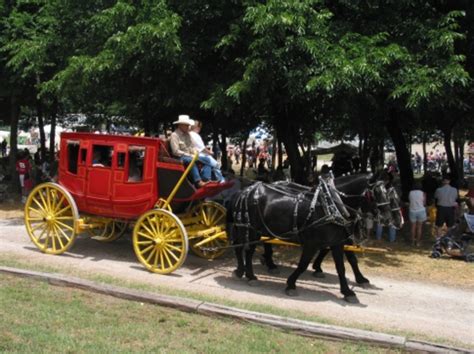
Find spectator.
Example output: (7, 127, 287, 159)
(352, 154, 360, 173)
(466, 187, 474, 215)
(0, 139, 6, 157)
(421, 171, 438, 206)
(234, 146, 241, 165)
(414, 152, 422, 174)
(257, 158, 269, 182)
(434, 174, 458, 237)
(16, 150, 31, 203)
(408, 182, 427, 246)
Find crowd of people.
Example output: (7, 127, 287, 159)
(410, 149, 474, 175)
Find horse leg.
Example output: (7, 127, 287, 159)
(261, 243, 280, 274)
(331, 245, 358, 303)
(230, 225, 245, 279)
(345, 250, 370, 287)
(233, 245, 245, 279)
(244, 244, 258, 285)
(311, 248, 330, 278)
(285, 244, 318, 296)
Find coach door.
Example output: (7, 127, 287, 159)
(86, 144, 113, 209)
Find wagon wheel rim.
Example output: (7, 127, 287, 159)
(190, 201, 229, 259)
(90, 220, 128, 243)
(133, 209, 188, 274)
(24, 182, 78, 255)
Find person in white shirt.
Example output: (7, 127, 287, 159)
(190, 120, 225, 183)
(408, 182, 427, 246)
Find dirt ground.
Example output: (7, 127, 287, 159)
(1, 217, 473, 348)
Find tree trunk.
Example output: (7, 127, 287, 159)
(279, 124, 305, 183)
(422, 133, 427, 173)
(453, 135, 465, 181)
(143, 115, 150, 136)
(442, 127, 458, 187)
(386, 109, 413, 200)
(369, 136, 382, 173)
(8, 95, 20, 190)
(359, 132, 369, 173)
(49, 98, 58, 169)
(219, 131, 228, 171)
(240, 133, 249, 177)
(277, 139, 283, 168)
(36, 98, 47, 162)
(35, 75, 47, 162)
(271, 137, 277, 171)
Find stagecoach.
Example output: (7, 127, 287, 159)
(24, 132, 233, 274)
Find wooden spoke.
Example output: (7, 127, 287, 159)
(153, 249, 160, 269)
(56, 204, 72, 216)
(145, 247, 157, 264)
(136, 231, 155, 241)
(165, 243, 182, 253)
(136, 240, 153, 245)
(55, 220, 74, 232)
(139, 244, 155, 255)
(163, 246, 180, 263)
(30, 199, 46, 215)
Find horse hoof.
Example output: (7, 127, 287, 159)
(312, 271, 325, 279)
(268, 267, 280, 275)
(285, 288, 298, 297)
(232, 270, 244, 279)
(344, 295, 359, 304)
(358, 282, 371, 289)
(247, 279, 259, 287)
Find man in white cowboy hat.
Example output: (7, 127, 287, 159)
(169, 115, 210, 188)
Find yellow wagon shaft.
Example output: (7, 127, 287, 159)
(259, 237, 387, 254)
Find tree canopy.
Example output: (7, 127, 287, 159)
(0, 0, 472, 195)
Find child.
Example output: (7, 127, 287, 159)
(16, 151, 31, 203)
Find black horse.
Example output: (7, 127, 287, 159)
(312, 177, 404, 278)
(261, 175, 404, 285)
(227, 175, 393, 302)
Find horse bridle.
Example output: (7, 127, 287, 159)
(364, 181, 395, 226)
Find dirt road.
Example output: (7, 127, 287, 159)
(1, 218, 473, 347)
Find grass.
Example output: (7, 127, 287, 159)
(0, 254, 470, 349)
(0, 274, 395, 353)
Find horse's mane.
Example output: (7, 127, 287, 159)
(335, 173, 371, 193)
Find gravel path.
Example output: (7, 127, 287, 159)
(1, 219, 473, 347)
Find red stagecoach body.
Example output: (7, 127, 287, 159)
(58, 132, 231, 219)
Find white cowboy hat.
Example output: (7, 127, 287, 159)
(173, 115, 194, 125)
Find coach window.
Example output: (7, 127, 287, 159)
(128, 146, 145, 182)
(67, 141, 80, 174)
(92, 145, 113, 168)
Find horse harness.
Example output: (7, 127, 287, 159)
(232, 178, 355, 245)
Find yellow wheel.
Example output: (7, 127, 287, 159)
(133, 209, 188, 274)
(88, 220, 128, 242)
(190, 201, 229, 259)
(24, 182, 79, 255)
